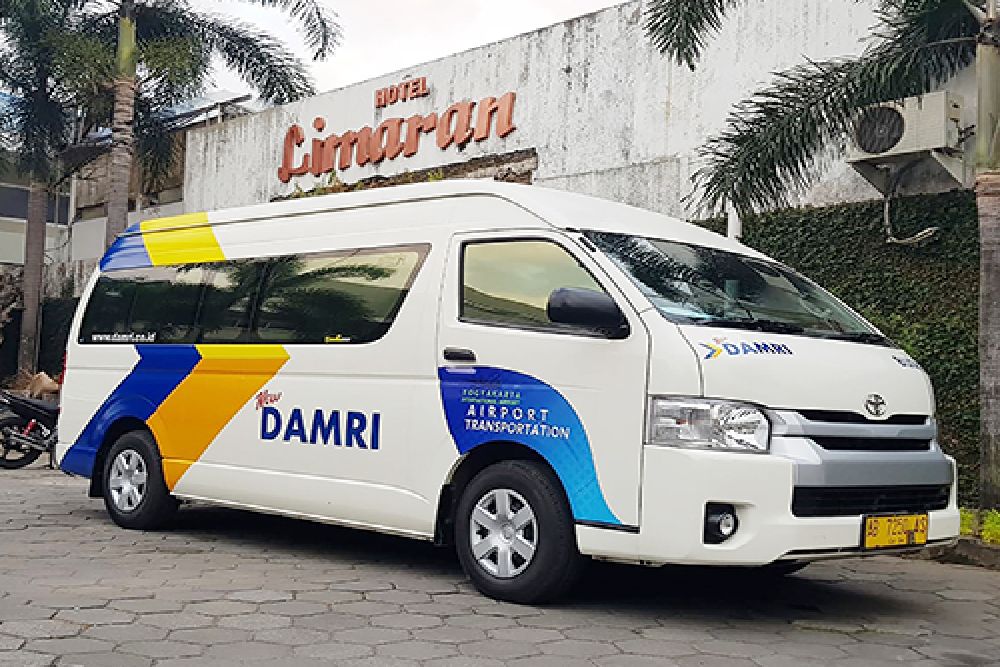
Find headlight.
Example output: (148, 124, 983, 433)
(648, 397, 770, 453)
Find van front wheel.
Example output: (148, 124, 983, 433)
(102, 430, 178, 530)
(455, 460, 584, 603)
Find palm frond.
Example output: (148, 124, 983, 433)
(646, 0, 871, 70)
(48, 32, 114, 104)
(137, 36, 210, 106)
(690, 0, 979, 215)
(644, 0, 749, 70)
(9, 90, 69, 181)
(0, 0, 75, 182)
(237, 0, 340, 60)
(194, 11, 315, 103)
(134, 94, 181, 192)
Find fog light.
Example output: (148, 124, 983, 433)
(705, 503, 739, 544)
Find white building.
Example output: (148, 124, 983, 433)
(15, 0, 982, 274)
(182, 0, 975, 220)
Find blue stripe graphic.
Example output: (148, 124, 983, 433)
(60, 345, 202, 477)
(438, 366, 620, 525)
(100, 223, 151, 271)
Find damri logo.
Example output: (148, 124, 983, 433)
(255, 390, 380, 449)
(700, 338, 794, 360)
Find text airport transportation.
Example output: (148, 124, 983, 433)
(55, 181, 960, 602)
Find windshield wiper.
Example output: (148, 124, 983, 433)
(815, 331, 893, 346)
(693, 317, 805, 335)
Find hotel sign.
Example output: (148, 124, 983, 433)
(375, 76, 429, 108)
(278, 77, 517, 184)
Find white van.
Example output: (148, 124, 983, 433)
(57, 181, 959, 602)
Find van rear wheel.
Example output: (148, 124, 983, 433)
(102, 430, 178, 530)
(455, 460, 584, 603)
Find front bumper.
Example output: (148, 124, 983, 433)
(577, 441, 960, 566)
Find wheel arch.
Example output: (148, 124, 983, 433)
(433, 440, 564, 546)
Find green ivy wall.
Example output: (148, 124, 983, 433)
(701, 190, 979, 504)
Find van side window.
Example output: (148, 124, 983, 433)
(462, 240, 606, 330)
(200, 260, 260, 343)
(80, 273, 139, 341)
(79, 244, 429, 345)
(254, 247, 427, 344)
(80, 267, 204, 344)
(130, 267, 205, 343)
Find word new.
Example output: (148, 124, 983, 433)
(254, 390, 282, 410)
(278, 92, 516, 183)
(375, 77, 429, 108)
(261, 407, 381, 449)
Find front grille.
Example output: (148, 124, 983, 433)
(797, 410, 927, 426)
(792, 485, 950, 517)
(811, 437, 931, 452)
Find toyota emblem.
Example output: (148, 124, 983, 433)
(864, 394, 887, 418)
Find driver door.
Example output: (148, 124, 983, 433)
(436, 230, 649, 529)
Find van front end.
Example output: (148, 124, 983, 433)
(636, 406, 959, 566)
(580, 229, 962, 569)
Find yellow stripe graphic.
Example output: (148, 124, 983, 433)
(149, 345, 290, 490)
(140, 212, 225, 265)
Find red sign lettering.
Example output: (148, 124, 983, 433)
(278, 92, 517, 184)
(375, 77, 430, 109)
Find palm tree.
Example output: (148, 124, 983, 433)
(1, 0, 207, 373)
(644, 0, 1000, 508)
(0, 0, 80, 374)
(99, 0, 341, 247)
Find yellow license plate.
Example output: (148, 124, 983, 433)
(863, 513, 929, 550)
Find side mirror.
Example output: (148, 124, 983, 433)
(547, 287, 629, 339)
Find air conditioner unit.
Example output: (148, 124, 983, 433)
(846, 91, 966, 193)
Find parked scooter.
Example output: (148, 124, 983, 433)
(0, 390, 58, 469)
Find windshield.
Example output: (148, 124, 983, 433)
(585, 230, 886, 343)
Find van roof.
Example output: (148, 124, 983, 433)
(142, 180, 761, 257)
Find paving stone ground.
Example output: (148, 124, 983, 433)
(2, 464, 999, 666)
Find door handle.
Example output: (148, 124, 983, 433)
(443, 347, 477, 362)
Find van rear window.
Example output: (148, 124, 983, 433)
(79, 244, 429, 345)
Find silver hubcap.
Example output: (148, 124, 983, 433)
(109, 449, 148, 513)
(470, 488, 537, 578)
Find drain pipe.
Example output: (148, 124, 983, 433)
(726, 202, 742, 240)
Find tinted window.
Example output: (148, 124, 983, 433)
(80, 273, 138, 341)
(200, 260, 260, 343)
(80, 244, 428, 345)
(80, 267, 202, 344)
(586, 231, 878, 339)
(254, 247, 426, 344)
(130, 267, 205, 343)
(462, 240, 605, 330)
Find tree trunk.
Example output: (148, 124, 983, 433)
(979, 172, 1000, 509)
(17, 183, 47, 374)
(105, 0, 137, 248)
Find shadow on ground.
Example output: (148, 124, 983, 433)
(117, 501, 913, 621)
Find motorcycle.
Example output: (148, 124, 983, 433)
(0, 389, 58, 469)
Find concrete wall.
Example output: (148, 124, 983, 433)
(0, 219, 69, 265)
(183, 0, 973, 219)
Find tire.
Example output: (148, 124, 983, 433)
(455, 460, 585, 604)
(102, 430, 178, 530)
(0, 413, 43, 470)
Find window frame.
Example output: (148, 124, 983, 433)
(78, 242, 431, 346)
(457, 236, 631, 340)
